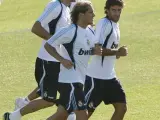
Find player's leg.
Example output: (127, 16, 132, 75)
(27, 87, 39, 101)
(51, 99, 76, 120)
(84, 76, 102, 119)
(47, 105, 68, 120)
(14, 87, 39, 110)
(74, 110, 88, 120)
(67, 112, 76, 120)
(103, 78, 127, 120)
(14, 58, 43, 110)
(3, 98, 55, 120)
(3, 58, 60, 120)
(111, 103, 127, 120)
(47, 83, 88, 120)
(46, 83, 72, 120)
(19, 58, 58, 116)
(20, 99, 54, 115)
(73, 83, 88, 120)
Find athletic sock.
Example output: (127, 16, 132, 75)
(9, 109, 22, 120)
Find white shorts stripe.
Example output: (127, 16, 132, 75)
(72, 94, 78, 110)
(39, 60, 46, 97)
(67, 84, 74, 111)
(85, 77, 94, 105)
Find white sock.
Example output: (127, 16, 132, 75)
(67, 112, 76, 120)
(9, 109, 22, 120)
(25, 97, 30, 103)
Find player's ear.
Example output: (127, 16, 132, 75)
(79, 13, 85, 19)
(106, 9, 109, 14)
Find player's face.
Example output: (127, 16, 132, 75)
(83, 5, 95, 25)
(107, 5, 123, 23)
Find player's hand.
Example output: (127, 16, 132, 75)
(92, 46, 102, 56)
(93, 43, 102, 55)
(61, 59, 74, 69)
(117, 46, 128, 57)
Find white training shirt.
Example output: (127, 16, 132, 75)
(37, 0, 71, 62)
(47, 24, 95, 84)
(70, 2, 76, 11)
(87, 18, 120, 80)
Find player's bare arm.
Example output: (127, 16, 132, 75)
(102, 46, 128, 57)
(31, 21, 51, 40)
(92, 45, 102, 55)
(44, 42, 73, 69)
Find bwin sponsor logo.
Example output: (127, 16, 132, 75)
(78, 48, 92, 55)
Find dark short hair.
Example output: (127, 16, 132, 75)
(104, 0, 124, 14)
(71, 1, 92, 24)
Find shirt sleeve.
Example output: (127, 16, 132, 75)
(94, 18, 112, 44)
(37, 1, 61, 26)
(47, 24, 76, 47)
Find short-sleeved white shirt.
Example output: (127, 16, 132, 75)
(87, 18, 120, 80)
(47, 24, 95, 84)
(37, 0, 71, 62)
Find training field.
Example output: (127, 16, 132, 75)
(0, 0, 160, 120)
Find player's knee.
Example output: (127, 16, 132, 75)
(56, 111, 68, 120)
(88, 111, 94, 118)
(58, 113, 67, 120)
(47, 112, 67, 120)
(56, 105, 68, 119)
(75, 110, 88, 120)
(120, 105, 127, 114)
(114, 104, 127, 114)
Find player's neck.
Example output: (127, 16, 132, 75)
(106, 16, 118, 23)
(77, 21, 88, 29)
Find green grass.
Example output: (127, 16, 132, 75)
(0, 0, 160, 120)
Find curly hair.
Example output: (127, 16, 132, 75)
(71, 1, 92, 24)
(104, 0, 124, 14)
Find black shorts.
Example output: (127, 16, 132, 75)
(84, 76, 126, 112)
(35, 57, 60, 102)
(58, 83, 86, 113)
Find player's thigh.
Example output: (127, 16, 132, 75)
(34, 57, 44, 85)
(58, 83, 74, 113)
(43, 61, 60, 97)
(103, 78, 126, 105)
(38, 60, 60, 102)
(58, 83, 86, 114)
(84, 76, 103, 113)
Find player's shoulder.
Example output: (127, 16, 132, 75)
(65, 24, 77, 31)
(97, 17, 112, 28)
(48, 0, 61, 5)
(57, 24, 76, 35)
(45, 0, 61, 11)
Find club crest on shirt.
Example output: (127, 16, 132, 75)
(88, 102, 94, 108)
(87, 39, 90, 45)
(78, 101, 83, 107)
(44, 91, 48, 97)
